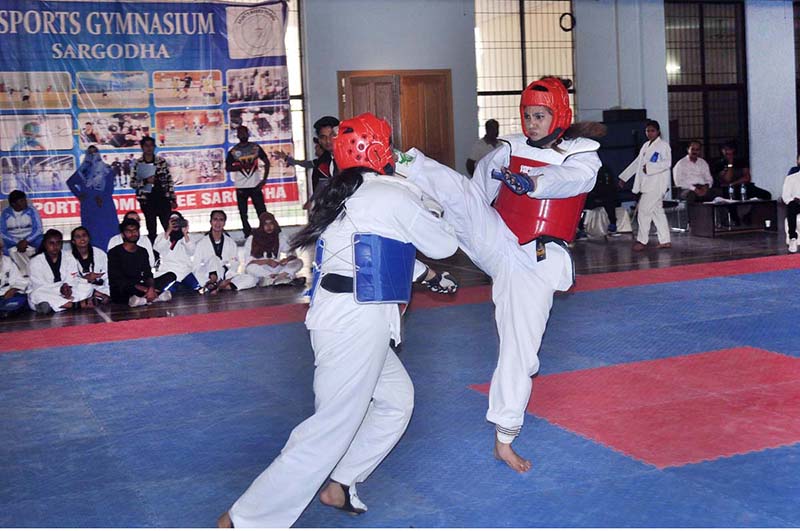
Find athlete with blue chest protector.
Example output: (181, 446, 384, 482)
(219, 113, 458, 528)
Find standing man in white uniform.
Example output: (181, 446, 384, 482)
(218, 113, 459, 528)
(618, 120, 672, 250)
(395, 77, 602, 473)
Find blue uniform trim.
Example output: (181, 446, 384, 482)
(306, 238, 325, 305)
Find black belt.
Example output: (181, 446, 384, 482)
(320, 273, 353, 293)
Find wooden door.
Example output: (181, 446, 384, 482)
(339, 74, 401, 146)
(338, 69, 454, 168)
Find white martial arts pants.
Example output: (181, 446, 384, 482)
(636, 191, 670, 245)
(403, 151, 570, 437)
(229, 310, 414, 527)
(28, 282, 94, 312)
(245, 258, 303, 286)
(9, 246, 35, 276)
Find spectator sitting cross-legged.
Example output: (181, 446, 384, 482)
(0, 238, 29, 317)
(153, 211, 201, 292)
(108, 217, 175, 307)
(193, 209, 257, 294)
(244, 212, 304, 287)
(28, 229, 94, 314)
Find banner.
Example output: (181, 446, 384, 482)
(0, 0, 301, 229)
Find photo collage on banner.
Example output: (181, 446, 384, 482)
(0, 0, 299, 231)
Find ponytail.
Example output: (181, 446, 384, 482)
(290, 167, 365, 250)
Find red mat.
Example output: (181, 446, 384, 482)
(471, 347, 800, 468)
(4, 254, 798, 353)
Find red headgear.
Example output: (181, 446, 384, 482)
(333, 113, 394, 174)
(519, 78, 572, 145)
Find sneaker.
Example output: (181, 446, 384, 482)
(290, 276, 307, 287)
(607, 223, 617, 234)
(35, 301, 53, 314)
(128, 295, 148, 308)
(156, 290, 172, 303)
(790, 239, 798, 254)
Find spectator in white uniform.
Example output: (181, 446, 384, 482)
(193, 209, 257, 293)
(153, 211, 200, 292)
(466, 118, 500, 176)
(70, 226, 110, 305)
(28, 229, 93, 313)
(0, 239, 29, 317)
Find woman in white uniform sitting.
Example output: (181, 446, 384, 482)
(153, 211, 200, 291)
(243, 211, 304, 286)
(70, 226, 111, 305)
(193, 209, 257, 293)
(28, 229, 94, 313)
(219, 113, 459, 528)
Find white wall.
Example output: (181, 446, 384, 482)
(573, 0, 670, 141)
(745, 0, 797, 197)
(302, 0, 477, 174)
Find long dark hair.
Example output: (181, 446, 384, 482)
(290, 167, 365, 250)
(70, 226, 94, 268)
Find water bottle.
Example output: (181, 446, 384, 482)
(727, 184, 735, 200)
(740, 183, 747, 201)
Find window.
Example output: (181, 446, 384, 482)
(474, 0, 575, 137)
(665, 1, 747, 161)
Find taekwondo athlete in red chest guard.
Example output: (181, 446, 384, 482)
(395, 77, 604, 472)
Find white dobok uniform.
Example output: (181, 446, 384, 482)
(397, 137, 599, 441)
(193, 233, 257, 290)
(619, 136, 672, 245)
(153, 233, 197, 282)
(28, 251, 93, 311)
(107, 233, 156, 269)
(0, 255, 28, 295)
(73, 247, 110, 296)
(229, 174, 458, 528)
(243, 232, 303, 286)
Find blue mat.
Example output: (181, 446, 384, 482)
(2, 269, 799, 527)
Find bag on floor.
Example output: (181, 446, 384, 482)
(615, 207, 633, 233)
(585, 207, 609, 239)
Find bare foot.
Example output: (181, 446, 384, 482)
(494, 439, 532, 473)
(216, 511, 233, 528)
(319, 481, 346, 510)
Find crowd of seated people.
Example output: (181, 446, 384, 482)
(0, 195, 306, 317)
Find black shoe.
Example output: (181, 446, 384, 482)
(290, 276, 306, 287)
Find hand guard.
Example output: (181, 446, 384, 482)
(422, 271, 458, 294)
(491, 168, 536, 195)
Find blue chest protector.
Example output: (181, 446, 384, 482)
(308, 233, 416, 305)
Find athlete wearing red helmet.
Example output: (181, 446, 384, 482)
(333, 113, 395, 175)
(393, 76, 603, 473)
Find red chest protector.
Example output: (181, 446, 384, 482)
(494, 155, 587, 245)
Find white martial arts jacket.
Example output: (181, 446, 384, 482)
(194, 233, 243, 280)
(28, 251, 93, 310)
(619, 136, 672, 195)
(306, 174, 458, 343)
(72, 247, 110, 296)
(782, 169, 800, 204)
(154, 233, 197, 281)
(0, 256, 28, 295)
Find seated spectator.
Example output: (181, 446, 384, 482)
(1, 190, 43, 275)
(244, 212, 304, 287)
(153, 211, 201, 292)
(28, 229, 94, 313)
(70, 226, 110, 305)
(107, 210, 156, 268)
(673, 140, 719, 202)
(193, 210, 257, 293)
(782, 156, 800, 253)
(466, 119, 500, 176)
(0, 239, 29, 317)
(711, 141, 771, 201)
(108, 218, 175, 307)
